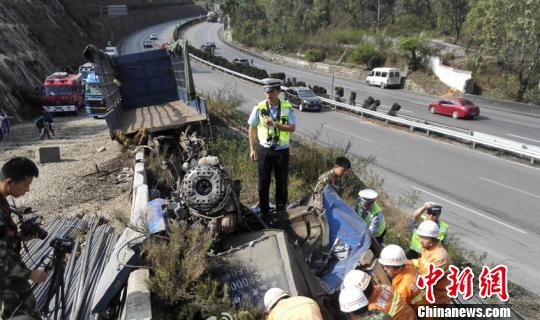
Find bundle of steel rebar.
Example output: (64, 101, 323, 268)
(21, 217, 118, 320)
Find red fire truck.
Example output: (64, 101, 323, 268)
(42, 72, 84, 114)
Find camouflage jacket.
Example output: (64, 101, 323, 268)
(0, 194, 32, 292)
(314, 169, 344, 195)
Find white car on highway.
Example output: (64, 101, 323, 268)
(366, 67, 402, 89)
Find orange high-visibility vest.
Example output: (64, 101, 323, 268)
(368, 285, 416, 320)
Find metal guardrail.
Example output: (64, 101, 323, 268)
(190, 53, 540, 165)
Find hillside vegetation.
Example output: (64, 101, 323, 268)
(218, 0, 540, 104)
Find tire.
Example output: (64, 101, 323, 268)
(429, 106, 436, 114)
(299, 104, 304, 112)
(452, 111, 459, 119)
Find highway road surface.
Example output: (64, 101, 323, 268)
(185, 22, 540, 149)
(121, 20, 540, 296)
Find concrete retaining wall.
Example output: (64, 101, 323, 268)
(426, 56, 472, 92)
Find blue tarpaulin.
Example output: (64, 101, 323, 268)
(319, 185, 371, 292)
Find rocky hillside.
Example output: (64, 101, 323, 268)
(0, 0, 202, 120)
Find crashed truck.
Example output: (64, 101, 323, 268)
(83, 40, 388, 317)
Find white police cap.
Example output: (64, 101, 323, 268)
(358, 189, 378, 202)
(262, 78, 282, 93)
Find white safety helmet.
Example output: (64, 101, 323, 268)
(264, 287, 289, 312)
(417, 220, 440, 238)
(379, 244, 407, 266)
(342, 269, 371, 291)
(339, 287, 369, 313)
(358, 189, 378, 202)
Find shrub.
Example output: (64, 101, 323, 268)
(296, 81, 307, 87)
(367, 52, 385, 69)
(312, 85, 328, 98)
(351, 44, 376, 65)
(335, 86, 344, 97)
(270, 72, 286, 81)
(304, 48, 326, 62)
(349, 91, 357, 106)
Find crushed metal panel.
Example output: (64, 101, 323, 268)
(218, 229, 328, 309)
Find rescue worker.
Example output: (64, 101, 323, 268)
(263, 287, 323, 320)
(407, 202, 448, 259)
(339, 287, 391, 320)
(354, 189, 386, 244)
(0, 157, 48, 319)
(314, 156, 352, 195)
(248, 79, 296, 217)
(379, 244, 425, 311)
(342, 270, 416, 320)
(409, 220, 451, 304)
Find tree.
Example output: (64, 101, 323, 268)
(397, 35, 430, 70)
(434, 0, 469, 42)
(464, 0, 540, 100)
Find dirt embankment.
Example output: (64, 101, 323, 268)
(0, 116, 132, 229)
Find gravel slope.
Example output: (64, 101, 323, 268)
(0, 115, 132, 229)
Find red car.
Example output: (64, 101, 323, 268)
(428, 98, 480, 119)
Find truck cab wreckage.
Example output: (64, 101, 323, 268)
(84, 40, 388, 318)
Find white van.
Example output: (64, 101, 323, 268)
(366, 67, 402, 89)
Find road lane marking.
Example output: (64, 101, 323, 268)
(506, 134, 540, 144)
(400, 109, 414, 114)
(479, 177, 540, 200)
(322, 125, 374, 143)
(412, 186, 527, 234)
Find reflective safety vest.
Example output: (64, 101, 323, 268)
(409, 215, 449, 253)
(367, 285, 416, 320)
(356, 201, 386, 237)
(256, 99, 292, 148)
(267, 296, 323, 320)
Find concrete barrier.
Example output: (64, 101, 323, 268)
(426, 56, 472, 92)
(122, 269, 152, 320)
(124, 150, 152, 319)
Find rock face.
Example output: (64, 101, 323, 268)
(0, 0, 203, 119)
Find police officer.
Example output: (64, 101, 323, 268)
(248, 78, 296, 217)
(407, 202, 449, 259)
(354, 189, 386, 245)
(0, 157, 48, 319)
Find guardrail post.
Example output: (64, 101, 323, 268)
(472, 142, 476, 149)
(426, 130, 430, 136)
(532, 157, 535, 165)
(410, 126, 414, 132)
